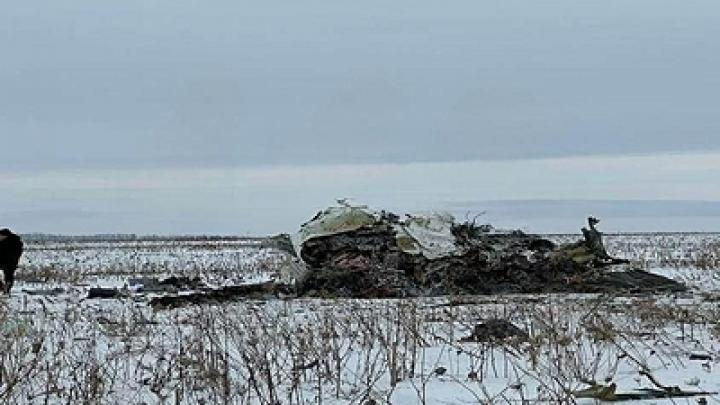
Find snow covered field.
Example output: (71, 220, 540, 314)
(1, 233, 720, 404)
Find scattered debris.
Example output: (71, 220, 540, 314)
(292, 359, 319, 371)
(460, 319, 529, 343)
(22, 287, 65, 296)
(573, 382, 618, 401)
(149, 282, 293, 310)
(567, 269, 685, 294)
(690, 353, 713, 361)
(573, 379, 717, 402)
(87, 287, 126, 299)
(129, 276, 205, 293)
(89, 276, 206, 299)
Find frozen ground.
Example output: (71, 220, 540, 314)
(1, 233, 719, 404)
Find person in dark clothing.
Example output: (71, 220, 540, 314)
(0, 228, 23, 294)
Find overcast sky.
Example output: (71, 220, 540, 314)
(1, 1, 719, 233)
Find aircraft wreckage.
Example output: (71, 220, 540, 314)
(284, 201, 684, 298)
(146, 201, 684, 308)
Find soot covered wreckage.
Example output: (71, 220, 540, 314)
(285, 202, 684, 298)
(133, 202, 685, 309)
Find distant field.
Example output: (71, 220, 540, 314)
(19, 232, 720, 284)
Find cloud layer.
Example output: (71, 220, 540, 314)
(2, 0, 719, 170)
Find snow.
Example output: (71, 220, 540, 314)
(0, 233, 719, 403)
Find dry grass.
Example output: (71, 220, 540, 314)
(2, 234, 719, 403)
(0, 292, 718, 404)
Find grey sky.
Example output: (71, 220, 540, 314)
(2, 1, 720, 234)
(1, 0, 719, 170)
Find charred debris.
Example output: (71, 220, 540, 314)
(288, 202, 683, 298)
(86, 202, 684, 307)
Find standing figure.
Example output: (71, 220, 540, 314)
(0, 229, 23, 294)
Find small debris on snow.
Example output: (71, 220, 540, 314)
(459, 319, 528, 343)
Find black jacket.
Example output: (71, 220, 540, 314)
(0, 229, 23, 272)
